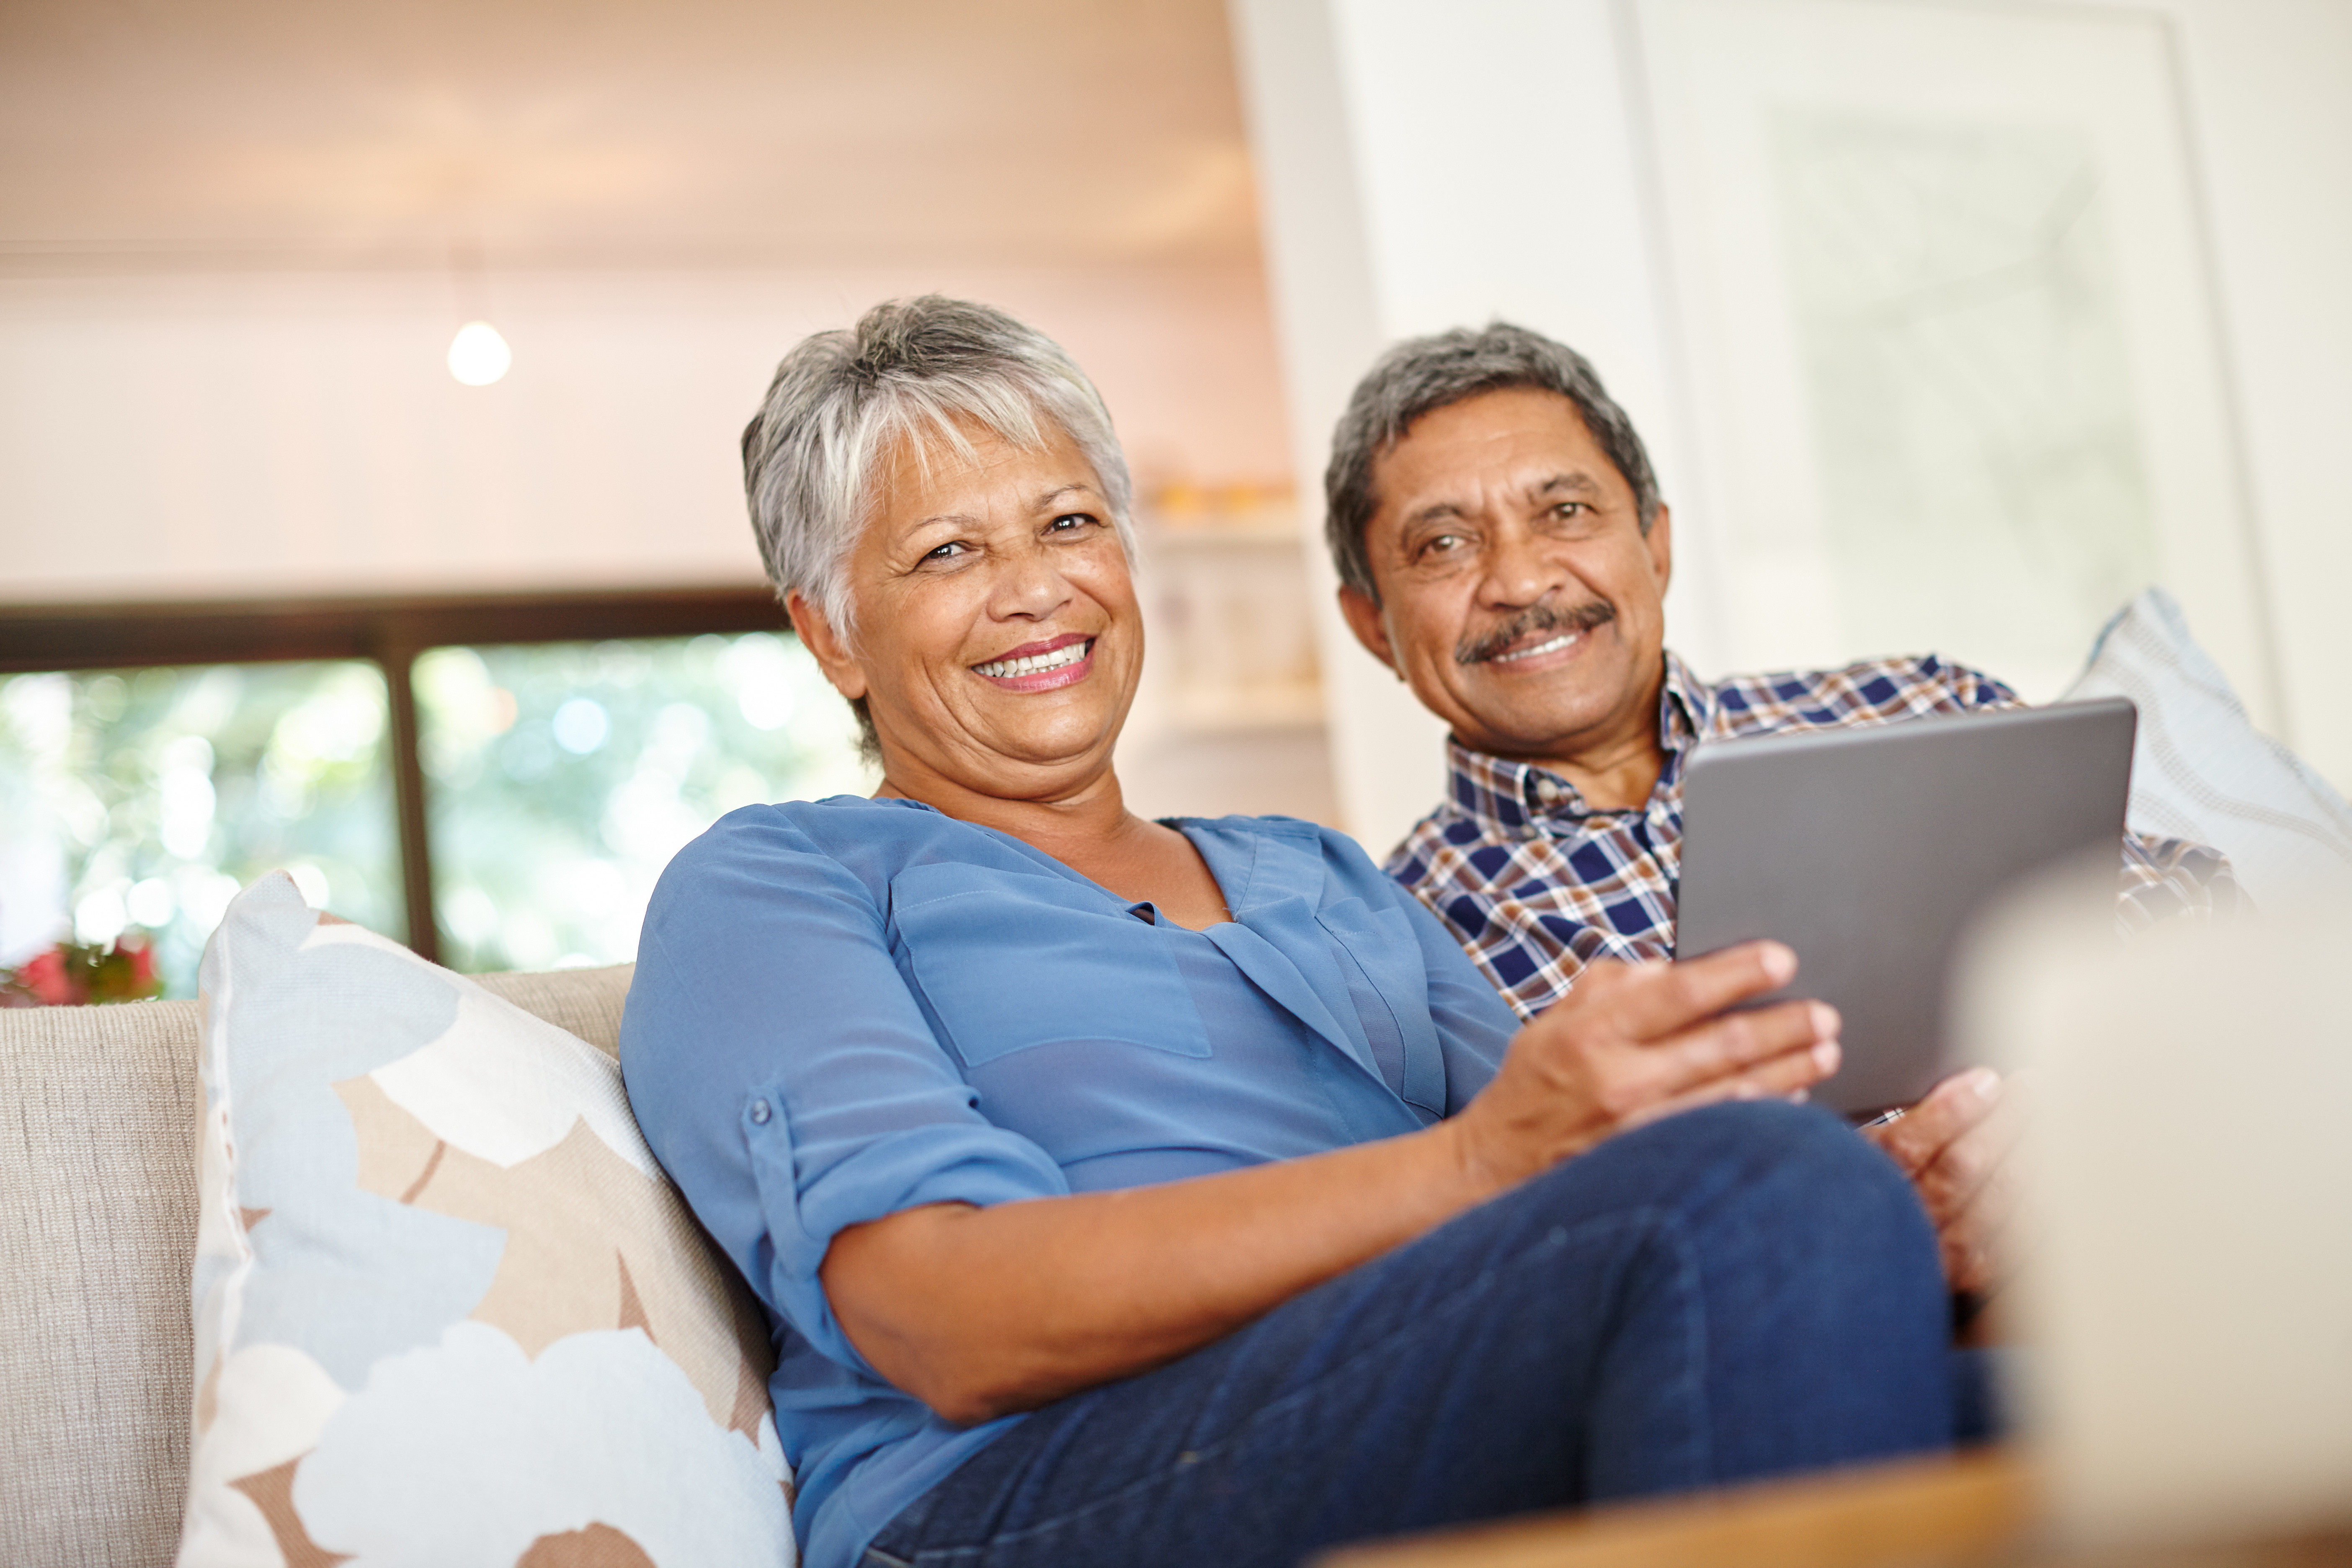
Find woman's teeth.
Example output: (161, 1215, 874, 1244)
(1493, 631, 1579, 664)
(975, 640, 1091, 679)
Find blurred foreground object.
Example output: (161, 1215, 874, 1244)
(1963, 888, 2352, 1550)
(0, 931, 163, 1007)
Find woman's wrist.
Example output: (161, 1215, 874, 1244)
(1432, 1112, 1524, 1213)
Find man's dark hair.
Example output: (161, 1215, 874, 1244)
(1323, 322, 1661, 602)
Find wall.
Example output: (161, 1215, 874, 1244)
(0, 264, 1295, 600)
(0, 260, 1341, 862)
(2129, 0, 2352, 795)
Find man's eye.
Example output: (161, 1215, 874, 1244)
(1550, 501, 1589, 522)
(1419, 532, 1466, 557)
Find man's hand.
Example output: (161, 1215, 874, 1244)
(1863, 1068, 2022, 1299)
(1448, 942, 1842, 1195)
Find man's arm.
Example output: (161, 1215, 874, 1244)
(822, 944, 1842, 1425)
(2120, 831, 2239, 928)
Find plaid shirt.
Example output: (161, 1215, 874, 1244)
(1386, 651, 2236, 1021)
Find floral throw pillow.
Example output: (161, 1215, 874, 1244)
(180, 872, 795, 1568)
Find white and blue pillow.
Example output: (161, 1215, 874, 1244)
(2062, 588, 2352, 909)
(180, 872, 795, 1568)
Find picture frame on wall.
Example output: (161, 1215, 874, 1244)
(1630, 0, 2281, 721)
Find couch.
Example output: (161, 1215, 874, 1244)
(9, 589, 2348, 1567)
(0, 961, 636, 1568)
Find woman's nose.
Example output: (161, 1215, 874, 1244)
(990, 540, 1074, 619)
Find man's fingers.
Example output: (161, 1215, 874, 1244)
(1913, 1108, 2017, 1221)
(1934, 1148, 2024, 1296)
(1869, 1071, 2032, 1298)
(1944, 1232, 2001, 1298)
(1872, 1067, 2002, 1177)
(1963, 1155, 2024, 1239)
(1866, 1066, 2026, 1297)
(1601, 941, 1801, 1042)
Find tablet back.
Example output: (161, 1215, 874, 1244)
(1674, 697, 2135, 1115)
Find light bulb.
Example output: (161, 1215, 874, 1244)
(448, 320, 512, 385)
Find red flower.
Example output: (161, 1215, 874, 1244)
(16, 949, 79, 1006)
(1, 934, 164, 1006)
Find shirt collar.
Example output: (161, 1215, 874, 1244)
(1658, 650, 1716, 748)
(1442, 650, 1710, 830)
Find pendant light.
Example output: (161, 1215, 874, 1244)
(447, 320, 512, 385)
(445, 237, 510, 386)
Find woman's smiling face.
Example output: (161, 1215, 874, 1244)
(806, 415, 1142, 801)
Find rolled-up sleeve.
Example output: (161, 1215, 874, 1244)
(620, 810, 1069, 1375)
(2117, 829, 2239, 929)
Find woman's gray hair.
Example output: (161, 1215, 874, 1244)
(1323, 322, 1661, 602)
(741, 295, 1136, 642)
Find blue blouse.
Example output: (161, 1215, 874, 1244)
(620, 797, 1518, 1568)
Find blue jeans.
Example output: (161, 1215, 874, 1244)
(863, 1102, 1960, 1568)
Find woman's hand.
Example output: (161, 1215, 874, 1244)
(1445, 942, 1842, 1195)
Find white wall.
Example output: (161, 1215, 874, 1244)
(1232, 0, 1694, 852)
(1232, 0, 2352, 858)
(0, 264, 1294, 601)
(2128, 0, 2352, 797)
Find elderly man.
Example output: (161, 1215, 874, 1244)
(1327, 322, 2233, 1302)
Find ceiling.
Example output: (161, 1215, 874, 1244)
(0, 0, 1261, 273)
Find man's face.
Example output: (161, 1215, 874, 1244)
(1338, 386, 1672, 763)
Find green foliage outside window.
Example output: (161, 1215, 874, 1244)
(0, 631, 871, 998)
(414, 631, 869, 974)
(0, 661, 402, 998)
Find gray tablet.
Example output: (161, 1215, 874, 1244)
(1674, 696, 2136, 1116)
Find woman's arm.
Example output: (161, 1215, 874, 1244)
(822, 940, 1841, 1424)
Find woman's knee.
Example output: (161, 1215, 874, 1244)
(1423, 1100, 1937, 1315)
(1548, 1100, 1936, 1266)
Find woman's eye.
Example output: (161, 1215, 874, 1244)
(921, 541, 969, 563)
(1047, 512, 1097, 534)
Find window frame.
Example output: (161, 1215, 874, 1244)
(0, 586, 788, 963)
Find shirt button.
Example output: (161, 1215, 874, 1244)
(1534, 778, 1563, 807)
(750, 1099, 773, 1126)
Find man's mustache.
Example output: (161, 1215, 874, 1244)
(1456, 600, 1618, 666)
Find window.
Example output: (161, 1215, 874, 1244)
(0, 589, 870, 996)
(0, 661, 401, 995)
(415, 634, 863, 973)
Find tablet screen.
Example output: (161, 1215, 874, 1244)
(1674, 697, 2134, 1115)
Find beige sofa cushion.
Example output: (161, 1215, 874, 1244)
(0, 959, 634, 1568)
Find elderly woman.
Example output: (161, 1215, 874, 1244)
(620, 297, 1956, 1568)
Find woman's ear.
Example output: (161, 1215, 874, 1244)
(785, 590, 870, 702)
